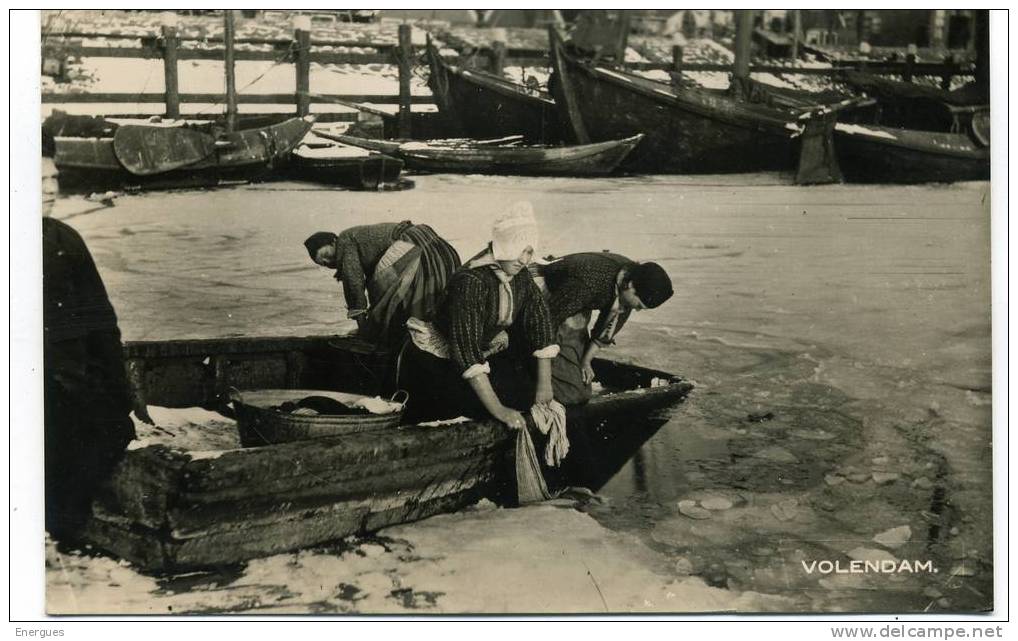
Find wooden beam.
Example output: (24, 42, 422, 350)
(57, 43, 965, 77)
(941, 54, 955, 91)
(41, 93, 436, 104)
(295, 24, 311, 116)
(616, 11, 631, 63)
(974, 9, 989, 88)
(160, 24, 180, 118)
(791, 10, 801, 60)
(671, 45, 684, 74)
(45, 30, 401, 51)
(624, 61, 969, 76)
(397, 23, 412, 139)
(904, 50, 916, 83)
(733, 10, 753, 82)
(491, 40, 507, 76)
(223, 10, 237, 132)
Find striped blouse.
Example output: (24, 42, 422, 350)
(435, 265, 556, 376)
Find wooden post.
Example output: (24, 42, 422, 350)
(491, 27, 508, 76)
(733, 10, 753, 83)
(791, 9, 801, 60)
(616, 10, 631, 64)
(294, 15, 311, 117)
(224, 9, 238, 132)
(491, 43, 507, 76)
(974, 9, 989, 90)
(904, 45, 916, 83)
(940, 54, 955, 91)
(160, 14, 180, 119)
(671, 44, 684, 84)
(397, 23, 413, 139)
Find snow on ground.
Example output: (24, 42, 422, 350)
(47, 501, 794, 614)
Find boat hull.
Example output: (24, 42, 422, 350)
(549, 34, 799, 174)
(82, 334, 692, 570)
(396, 136, 642, 176)
(289, 148, 405, 189)
(834, 125, 989, 184)
(53, 117, 314, 192)
(427, 44, 565, 145)
(841, 71, 988, 132)
(323, 132, 642, 177)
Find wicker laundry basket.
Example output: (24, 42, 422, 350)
(231, 388, 407, 447)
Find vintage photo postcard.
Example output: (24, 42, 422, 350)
(15, 8, 1001, 620)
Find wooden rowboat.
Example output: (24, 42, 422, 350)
(425, 39, 566, 145)
(53, 116, 314, 192)
(834, 123, 989, 184)
(315, 130, 643, 177)
(547, 28, 852, 183)
(84, 334, 693, 571)
(288, 142, 405, 190)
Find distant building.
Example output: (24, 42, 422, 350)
(799, 9, 979, 49)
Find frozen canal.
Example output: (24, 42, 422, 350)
(45, 168, 993, 614)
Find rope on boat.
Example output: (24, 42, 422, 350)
(195, 41, 299, 117)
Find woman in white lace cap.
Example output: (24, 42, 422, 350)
(399, 202, 559, 429)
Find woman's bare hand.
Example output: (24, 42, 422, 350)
(494, 406, 527, 431)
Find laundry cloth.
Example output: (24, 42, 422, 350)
(514, 400, 570, 505)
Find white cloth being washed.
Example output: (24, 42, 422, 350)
(530, 400, 569, 468)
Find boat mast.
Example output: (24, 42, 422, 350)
(224, 9, 238, 132)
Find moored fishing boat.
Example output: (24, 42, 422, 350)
(833, 122, 989, 184)
(84, 334, 693, 571)
(425, 39, 566, 145)
(547, 28, 854, 183)
(840, 70, 989, 132)
(53, 116, 315, 192)
(315, 130, 642, 177)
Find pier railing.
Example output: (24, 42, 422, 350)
(41, 22, 972, 128)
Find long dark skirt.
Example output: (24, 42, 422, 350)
(550, 312, 595, 405)
(397, 342, 537, 425)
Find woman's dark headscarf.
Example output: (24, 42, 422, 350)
(629, 262, 673, 309)
(304, 232, 337, 260)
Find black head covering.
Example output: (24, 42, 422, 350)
(629, 262, 673, 308)
(304, 232, 337, 260)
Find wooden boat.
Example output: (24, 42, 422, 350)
(83, 334, 693, 571)
(42, 112, 121, 157)
(547, 28, 851, 183)
(315, 130, 642, 177)
(288, 142, 404, 190)
(841, 71, 989, 133)
(834, 122, 989, 183)
(425, 39, 566, 145)
(53, 116, 315, 192)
